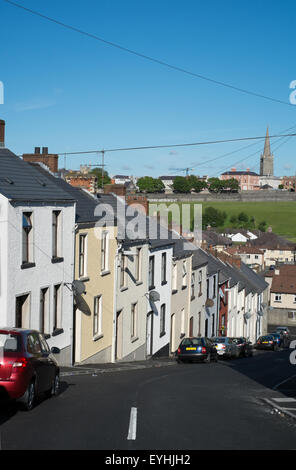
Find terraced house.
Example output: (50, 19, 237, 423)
(0, 134, 76, 365)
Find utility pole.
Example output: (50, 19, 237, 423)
(101, 150, 105, 190)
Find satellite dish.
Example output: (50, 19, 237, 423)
(74, 293, 91, 316)
(72, 280, 86, 295)
(149, 290, 160, 303)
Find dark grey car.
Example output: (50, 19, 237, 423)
(211, 337, 240, 359)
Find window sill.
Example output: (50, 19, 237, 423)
(172, 289, 178, 295)
(160, 331, 166, 338)
(135, 281, 143, 286)
(51, 257, 64, 264)
(149, 285, 155, 291)
(101, 270, 110, 277)
(191, 295, 196, 301)
(79, 276, 90, 283)
(182, 285, 187, 290)
(120, 286, 128, 292)
(52, 328, 64, 337)
(93, 333, 103, 342)
(131, 336, 139, 344)
(161, 280, 167, 286)
(21, 262, 36, 270)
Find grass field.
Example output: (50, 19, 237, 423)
(199, 201, 296, 241)
(152, 201, 296, 242)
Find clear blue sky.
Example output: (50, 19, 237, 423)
(1, 0, 296, 177)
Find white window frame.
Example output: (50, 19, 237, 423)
(93, 295, 103, 338)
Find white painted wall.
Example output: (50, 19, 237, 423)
(0, 197, 75, 365)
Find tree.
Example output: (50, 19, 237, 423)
(258, 221, 267, 232)
(230, 215, 238, 227)
(223, 178, 240, 192)
(238, 212, 249, 224)
(137, 176, 164, 193)
(173, 176, 191, 193)
(203, 206, 227, 228)
(192, 179, 208, 193)
(90, 168, 111, 188)
(208, 178, 225, 193)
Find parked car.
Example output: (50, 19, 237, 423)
(0, 328, 60, 410)
(269, 332, 283, 348)
(231, 337, 253, 357)
(255, 335, 279, 351)
(211, 337, 240, 359)
(275, 326, 291, 341)
(176, 337, 218, 364)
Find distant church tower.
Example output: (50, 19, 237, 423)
(260, 127, 274, 176)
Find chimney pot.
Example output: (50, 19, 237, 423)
(34, 147, 41, 154)
(42, 147, 48, 155)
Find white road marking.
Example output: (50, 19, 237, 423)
(272, 398, 296, 403)
(127, 407, 137, 440)
(272, 374, 296, 390)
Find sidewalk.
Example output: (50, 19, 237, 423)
(60, 356, 176, 377)
(262, 375, 296, 422)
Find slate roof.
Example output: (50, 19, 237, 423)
(250, 232, 296, 250)
(270, 265, 296, 294)
(30, 163, 115, 224)
(0, 149, 75, 203)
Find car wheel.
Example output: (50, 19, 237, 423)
(20, 380, 35, 411)
(47, 373, 60, 397)
(204, 353, 211, 363)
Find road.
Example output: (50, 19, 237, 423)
(0, 348, 296, 450)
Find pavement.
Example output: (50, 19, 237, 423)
(60, 356, 177, 377)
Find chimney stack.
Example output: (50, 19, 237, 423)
(0, 120, 5, 148)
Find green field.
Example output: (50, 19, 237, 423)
(198, 201, 296, 241)
(153, 201, 296, 242)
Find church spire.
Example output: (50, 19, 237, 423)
(263, 126, 271, 157)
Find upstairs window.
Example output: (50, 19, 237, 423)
(22, 212, 33, 264)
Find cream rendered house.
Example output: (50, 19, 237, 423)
(74, 193, 117, 364)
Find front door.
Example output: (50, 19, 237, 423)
(189, 316, 194, 337)
(115, 310, 123, 360)
(146, 311, 153, 357)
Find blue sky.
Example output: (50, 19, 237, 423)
(1, 0, 296, 177)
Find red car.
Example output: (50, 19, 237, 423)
(0, 328, 60, 410)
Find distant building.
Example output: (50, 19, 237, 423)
(112, 175, 131, 185)
(220, 168, 260, 191)
(265, 265, 296, 328)
(282, 176, 296, 191)
(259, 176, 282, 190)
(65, 172, 98, 194)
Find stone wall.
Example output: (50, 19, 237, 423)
(147, 191, 296, 203)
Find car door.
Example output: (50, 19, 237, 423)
(26, 333, 48, 394)
(38, 334, 56, 389)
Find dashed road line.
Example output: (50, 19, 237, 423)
(127, 407, 137, 441)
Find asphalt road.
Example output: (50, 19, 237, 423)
(0, 349, 296, 450)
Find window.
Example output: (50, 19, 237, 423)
(161, 253, 167, 284)
(182, 261, 187, 288)
(93, 295, 102, 337)
(27, 333, 42, 355)
(79, 234, 87, 278)
(274, 294, 282, 302)
(198, 271, 202, 296)
(149, 256, 155, 290)
(160, 304, 166, 336)
(181, 308, 185, 335)
(207, 279, 210, 299)
(15, 294, 30, 329)
(52, 210, 62, 259)
(294, 295, 296, 304)
(131, 302, 138, 339)
(22, 212, 33, 264)
(191, 273, 195, 299)
(101, 231, 109, 273)
(53, 284, 62, 331)
(40, 287, 50, 334)
(135, 248, 142, 282)
(172, 263, 177, 291)
(120, 255, 126, 288)
(288, 311, 296, 321)
(213, 275, 216, 298)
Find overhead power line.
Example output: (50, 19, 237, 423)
(50, 132, 296, 156)
(4, 0, 295, 108)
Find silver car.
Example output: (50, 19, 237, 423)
(212, 337, 240, 359)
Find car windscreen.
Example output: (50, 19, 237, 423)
(0, 333, 21, 356)
(181, 338, 204, 346)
